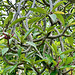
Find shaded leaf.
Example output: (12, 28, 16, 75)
(26, 41, 36, 49)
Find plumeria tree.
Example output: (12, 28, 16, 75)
(0, 0, 75, 75)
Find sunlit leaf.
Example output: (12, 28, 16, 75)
(54, 11, 64, 14)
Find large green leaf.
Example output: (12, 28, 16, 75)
(28, 7, 47, 14)
(9, 17, 26, 28)
(52, 1, 66, 12)
(2, 48, 9, 56)
(59, 49, 75, 55)
(56, 14, 65, 25)
(67, 37, 73, 46)
(49, 14, 57, 23)
(65, 57, 73, 65)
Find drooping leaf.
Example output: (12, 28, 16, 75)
(49, 14, 57, 23)
(56, 14, 65, 25)
(2, 48, 9, 56)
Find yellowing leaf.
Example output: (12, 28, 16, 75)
(68, 22, 75, 26)
(54, 11, 64, 14)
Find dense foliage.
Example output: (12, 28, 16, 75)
(0, 0, 75, 75)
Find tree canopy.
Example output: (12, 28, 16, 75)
(0, 0, 75, 75)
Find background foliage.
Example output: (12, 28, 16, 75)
(0, 0, 75, 75)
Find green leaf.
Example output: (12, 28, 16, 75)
(65, 57, 73, 65)
(46, 25, 55, 33)
(28, 17, 43, 24)
(33, 25, 44, 34)
(4, 12, 13, 27)
(28, 7, 47, 14)
(23, 58, 31, 64)
(52, 1, 66, 12)
(15, 31, 21, 41)
(56, 14, 65, 25)
(52, 44, 57, 53)
(24, 28, 35, 40)
(45, 41, 54, 52)
(66, 14, 73, 22)
(9, 17, 26, 28)
(49, 14, 57, 23)
(59, 49, 75, 55)
(26, 41, 36, 49)
(9, 64, 17, 73)
(67, 37, 73, 46)
(44, 53, 53, 64)
(2, 48, 9, 56)
(50, 70, 58, 75)
(60, 65, 75, 69)
(35, 59, 47, 64)
(9, 38, 13, 45)
(3, 66, 13, 73)
(18, 48, 21, 58)
(68, 22, 75, 27)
